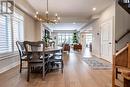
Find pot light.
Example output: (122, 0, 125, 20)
(93, 7, 96, 11)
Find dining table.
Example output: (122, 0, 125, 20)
(27, 46, 63, 79)
(27, 46, 63, 54)
(45, 46, 63, 53)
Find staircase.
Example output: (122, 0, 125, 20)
(118, 0, 130, 14)
(112, 43, 130, 87)
(112, 1, 130, 87)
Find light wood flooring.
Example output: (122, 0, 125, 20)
(0, 48, 112, 87)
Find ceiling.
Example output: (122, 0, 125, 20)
(45, 23, 87, 31)
(27, 0, 114, 30)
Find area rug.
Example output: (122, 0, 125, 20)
(82, 57, 112, 70)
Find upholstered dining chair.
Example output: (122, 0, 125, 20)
(16, 41, 27, 73)
(24, 41, 49, 81)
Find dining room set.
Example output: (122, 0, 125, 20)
(16, 41, 64, 81)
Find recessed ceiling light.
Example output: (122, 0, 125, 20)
(93, 7, 96, 11)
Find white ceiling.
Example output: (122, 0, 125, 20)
(45, 23, 87, 31)
(27, 0, 114, 30)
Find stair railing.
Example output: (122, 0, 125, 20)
(112, 43, 130, 87)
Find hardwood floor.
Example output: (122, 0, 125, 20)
(0, 49, 112, 87)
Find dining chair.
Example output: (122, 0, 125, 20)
(16, 41, 27, 73)
(24, 41, 49, 81)
(49, 48, 64, 73)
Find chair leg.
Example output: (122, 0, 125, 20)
(42, 66, 45, 80)
(27, 64, 30, 82)
(116, 68, 118, 79)
(20, 60, 22, 73)
(61, 60, 64, 73)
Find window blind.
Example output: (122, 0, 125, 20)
(12, 14, 24, 51)
(0, 15, 12, 54)
(0, 12, 24, 55)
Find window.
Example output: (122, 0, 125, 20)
(0, 15, 12, 54)
(57, 33, 73, 45)
(0, 12, 24, 54)
(86, 33, 92, 47)
(13, 13, 24, 51)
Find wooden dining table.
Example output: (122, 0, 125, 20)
(27, 46, 63, 54)
(27, 46, 63, 79)
(45, 46, 63, 53)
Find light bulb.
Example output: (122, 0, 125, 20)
(58, 17, 60, 20)
(45, 11, 49, 14)
(34, 15, 37, 18)
(55, 13, 58, 16)
(92, 8, 96, 11)
(36, 11, 39, 14)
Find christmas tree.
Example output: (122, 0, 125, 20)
(73, 32, 78, 43)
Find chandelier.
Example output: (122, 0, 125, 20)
(34, 0, 60, 23)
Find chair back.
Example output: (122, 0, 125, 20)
(24, 41, 45, 61)
(48, 41, 55, 47)
(16, 41, 26, 58)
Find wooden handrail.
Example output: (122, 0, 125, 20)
(113, 43, 130, 87)
(115, 30, 130, 43)
(115, 45, 128, 56)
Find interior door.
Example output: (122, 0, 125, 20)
(101, 18, 113, 62)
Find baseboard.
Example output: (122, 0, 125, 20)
(0, 61, 19, 74)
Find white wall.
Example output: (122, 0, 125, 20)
(115, 2, 130, 51)
(35, 22, 43, 41)
(81, 3, 115, 58)
(24, 14, 36, 41)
